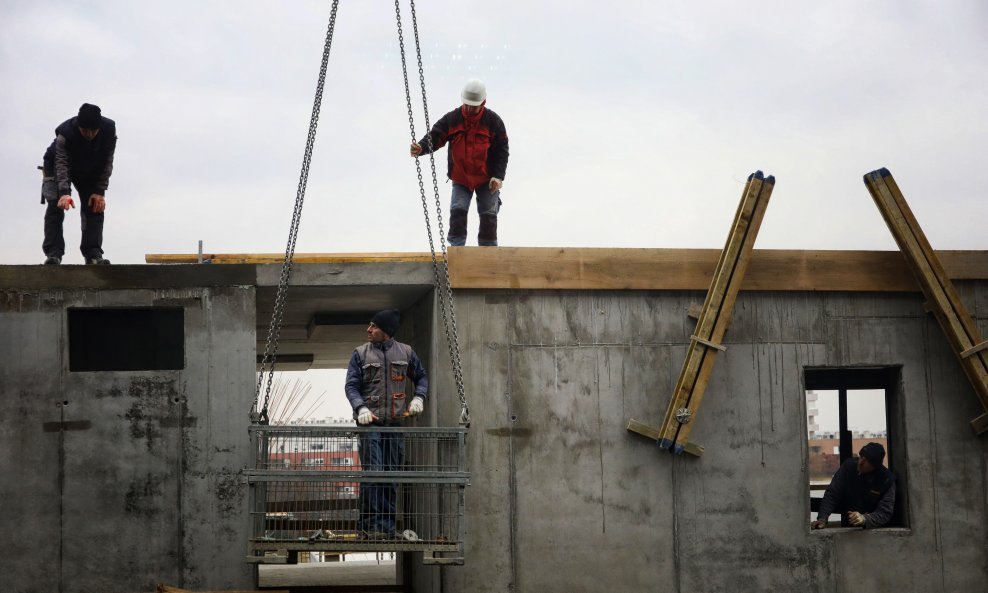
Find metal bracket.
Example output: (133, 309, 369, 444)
(675, 407, 692, 425)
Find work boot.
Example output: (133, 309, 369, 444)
(85, 256, 111, 265)
(44, 255, 61, 265)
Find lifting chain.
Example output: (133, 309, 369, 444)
(394, 0, 470, 427)
(252, 0, 341, 425)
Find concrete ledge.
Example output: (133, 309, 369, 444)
(0, 264, 255, 290)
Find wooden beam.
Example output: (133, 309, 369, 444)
(445, 248, 988, 291)
(143, 249, 988, 291)
(863, 168, 988, 430)
(663, 171, 776, 454)
(146, 252, 438, 264)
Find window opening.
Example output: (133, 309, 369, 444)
(805, 367, 903, 528)
(68, 307, 184, 372)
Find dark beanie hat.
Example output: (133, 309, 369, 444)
(859, 442, 886, 466)
(77, 103, 102, 129)
(370, 309, 401, 337)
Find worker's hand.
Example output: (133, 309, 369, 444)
(356, 406, 377, 426)
(88, 194, 106, 213)
(408, 396, 424, 416)
(810, 520, 827, 530)
(848, 511, 866, 527)
(409, 142, 422, 157)
(489, 177, 503, 192)
(57, 195, 75, 210)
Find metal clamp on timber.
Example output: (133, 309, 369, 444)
(627, 170, 775, 457)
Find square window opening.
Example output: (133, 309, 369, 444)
(805, 366, 908, 529)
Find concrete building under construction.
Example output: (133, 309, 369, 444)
(2, 244, 988, 593)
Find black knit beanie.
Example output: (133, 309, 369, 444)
(77, 103, 102, 129)
(859, 442, 886, 467)
(370, 309, 401, 337)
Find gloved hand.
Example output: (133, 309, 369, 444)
(489, 177, 503, 192)
(408, 396, 424, 416)
(409, 142, 422, 157)
(810, 520, 827, 530)
(58, 195, 75, 210)
(848, 511, 866, 527)
(356, 406, 376, 426)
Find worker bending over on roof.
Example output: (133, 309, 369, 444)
(41, 103, 116, 265)
(410, 79, 509, 247)
(812, 442, 896, 529)
(344, 309, 428, 540)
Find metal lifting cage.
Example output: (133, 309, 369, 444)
(246, 425, 468, 565)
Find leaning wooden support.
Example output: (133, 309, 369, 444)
(863, 168, 988, 434)
(627, 171, 775, 455)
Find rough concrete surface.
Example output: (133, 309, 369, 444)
(3, 263, 987, 593)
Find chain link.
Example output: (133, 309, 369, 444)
(253, 1, 341, 424)
(395, 0, 469, 426)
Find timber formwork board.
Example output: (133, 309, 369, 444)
(627, 171, 775, 456)
(863, 168, 988, 434)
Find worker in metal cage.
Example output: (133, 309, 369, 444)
(410, 79, 510, 247)
(811, 442, 896, 530)
(40, 103, 117, 265)
(344, 309, 428, 539)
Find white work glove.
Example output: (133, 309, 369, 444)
(356, 406, 375, 426)
(408, 396, 424, 416)
(848, 511, 866, 527)
(489, 177, 503, 192)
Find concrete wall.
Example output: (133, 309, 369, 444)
(0, 281, 256, 593)
(435, 286, 988, 593)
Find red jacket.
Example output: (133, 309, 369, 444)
(417, 103, 509, 190)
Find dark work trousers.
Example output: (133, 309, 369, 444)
(43, 182, 104, 259)
(358, 430, 404, 535)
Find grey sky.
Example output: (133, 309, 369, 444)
(2, 1, 986, 266)
(3, 2, 986, 418)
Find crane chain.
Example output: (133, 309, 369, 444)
(394, 0, 470, 426)
(252, 0, 341, 424)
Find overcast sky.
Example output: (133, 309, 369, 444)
(3, 1, 986, 419)
(2, 1, 987, 266)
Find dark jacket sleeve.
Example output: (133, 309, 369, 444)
(54, 135, 72, 196)
(417, 110, 455, 155)
(864, 480, 896, 529)
(344, 350, 366, 412)
(408, 351, 428, 399)
(94, 124, 117, 194)
(487, 113, 509, 181)
(816, 463, 848, 523)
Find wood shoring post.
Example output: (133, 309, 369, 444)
(626, 171, 775, 455)
(863, 168, 988, 434)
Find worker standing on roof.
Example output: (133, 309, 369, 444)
(410, 79, 509, 247)
(344, 309, 428, 540)
(41, 103, 117, 265)
(811, 442, 896, 529)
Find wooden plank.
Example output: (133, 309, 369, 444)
(691, 335, 727, 352)
(142, 249, 988, 290)
(157, 585, 289, 593)
(863, 168, 988, 421)
(146, 252, 438, 264)
(445, 248, 988, 291)
(960, 341, 988, 359)
(626, 418, 704, 456)
(672, 173, 776, 452)
(655, 173, 765, 449)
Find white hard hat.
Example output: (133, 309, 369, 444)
(461, 79, 486, 106)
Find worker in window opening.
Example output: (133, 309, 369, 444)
(344, 309, 428, 540)
(41, 103, 117, 265)
(409, 79, 509, 247)
(811, 442, 896, 530)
